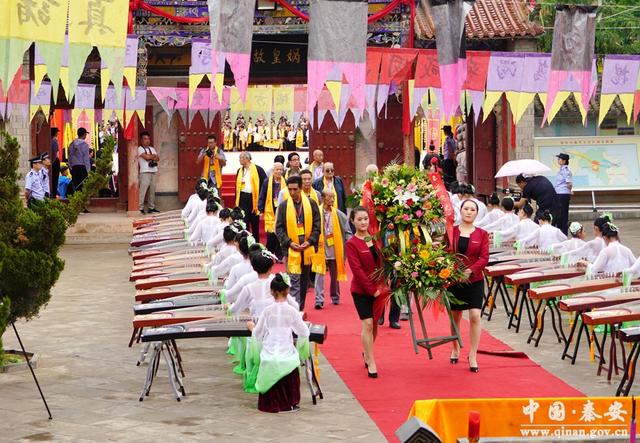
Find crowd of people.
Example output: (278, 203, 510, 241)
(222, 113, 309, 152)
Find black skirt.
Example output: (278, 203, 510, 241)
(258, 368, 301, 413)
(352, 292, 375, 320)
(449, 280, 484, 311)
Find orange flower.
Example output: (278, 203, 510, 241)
(439, 268, 451, 279)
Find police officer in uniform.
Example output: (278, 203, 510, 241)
(40, 152, 51, 198)
(25, 156, 46, 207)
(554, 153, 573, 235)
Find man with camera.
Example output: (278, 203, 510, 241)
(196, 134, 227, 196)
(138, 131, 160, 214)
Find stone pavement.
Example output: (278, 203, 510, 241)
(0, 244, 386, 442)
(3, 219, 640, 442)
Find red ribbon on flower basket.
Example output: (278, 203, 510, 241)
(428, 171, 454, 246)
(373, 284, 392, 324)
(360, 179, 380, 239)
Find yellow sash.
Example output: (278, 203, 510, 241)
(235, 163, 261, 214)
(201, 147, 222, 187)
(323, 177, 338, 202)
(295, 130, 304, 148)
(315, 205, 346, 280)
(264, 175, 286, 233)
(285, 192, 313, 274)
(306, 189, 319, 205)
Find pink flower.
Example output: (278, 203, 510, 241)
(381, 178, 390, 187)
(394, 261, 402, 270)
(411, 271, 419, 278)
(415, 210, 424, 218)
(407, 184, 418, 192)
(402, 214, 410, 221)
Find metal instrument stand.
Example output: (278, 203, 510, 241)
(406, 292, 462, 359)
(11, 321, 52, 419)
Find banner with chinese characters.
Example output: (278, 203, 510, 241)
(189, 87, 210, 127)
(483, 52, 525, 123)
(189, 39, 212, 105)
(1, 0, 68, 88)
(207, 0, 255, 100)
(246, 86, 272, 122)
(598, 55, 640, 126)
(30, 81, 52, 122)
(72, 84, 96, 134)
(307, 0, 367, 127)
(123, 35, 139, 97)
(462, 51, 490, 123)
(273, 86, 294, 124)
(517, 53, 551, 124)
(411, 397, 635, 443)
(68, 0, 129, 101)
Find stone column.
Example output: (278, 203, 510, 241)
(127, 118, 139, 213)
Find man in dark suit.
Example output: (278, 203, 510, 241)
(312, 161, 347, 213)
(234, 152, 267, 242)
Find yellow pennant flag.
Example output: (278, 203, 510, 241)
(326, 81, 342, 110)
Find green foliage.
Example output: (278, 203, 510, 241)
(535, 0, 640, 55)
(0, 131, 113, 341)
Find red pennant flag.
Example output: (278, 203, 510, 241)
(379, 50, 418, 85)
(463, 51, 491, 92)
(414, 50, 441, 88)
(366, 50, 383, 84)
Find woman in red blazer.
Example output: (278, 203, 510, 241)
(449, 199, 489, 373)
(346, 206, 384, 378)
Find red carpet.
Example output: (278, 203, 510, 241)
(304, 271, 584, 442)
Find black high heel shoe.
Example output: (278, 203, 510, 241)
(468, 357, 479, 373)
(450, 352, 459, 364)
(367, 370, 378, 378)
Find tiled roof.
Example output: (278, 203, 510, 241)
(416, 0, 544, 40)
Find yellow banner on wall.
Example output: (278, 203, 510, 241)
(410, 397, 635, 443)
(5, 0, 68, 43)
(273, 86, 294, 121)
(68, 0, 128, 48)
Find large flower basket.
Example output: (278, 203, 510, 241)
(365, 164, 465, 358)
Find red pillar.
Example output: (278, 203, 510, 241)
(127, 118, 139, 212)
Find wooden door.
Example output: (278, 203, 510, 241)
(471, 110, 496, 196)
(177, 110, 221, 202)
(376, 95, 403, 169)
(309, 109, 356, 192)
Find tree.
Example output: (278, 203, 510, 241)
(0, 131, 114, 362)
(534, 0, 640, 55)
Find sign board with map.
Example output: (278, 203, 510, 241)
(534, 136, 640, 191)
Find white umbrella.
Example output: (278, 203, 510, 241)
(494, 159, 551, 178)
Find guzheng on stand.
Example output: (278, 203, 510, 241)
(139, 319, 328, 403)
(559, 288, 640, 365)
(482, 258, 557, 321)
(527, 276, 626, 348)
(129, 305, 228, 347)
(504, 266, 584, 334)
(582, 300, 640, 382)
(615, 326, 640, 396)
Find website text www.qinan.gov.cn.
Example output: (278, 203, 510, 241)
(519, 426, 629, 438)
